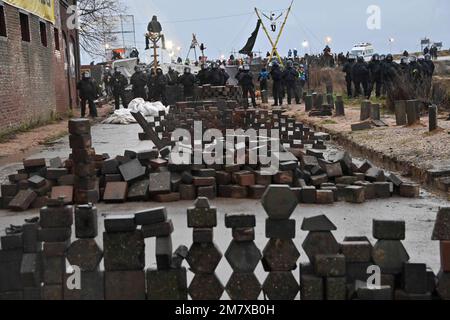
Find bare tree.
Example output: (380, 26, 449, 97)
(77, 0, 126, 58)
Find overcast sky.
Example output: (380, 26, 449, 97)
(82, 0, 450, 63)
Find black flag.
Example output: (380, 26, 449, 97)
(239, 20, 261, 55)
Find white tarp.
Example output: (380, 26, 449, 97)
(102, 99, 170, 125)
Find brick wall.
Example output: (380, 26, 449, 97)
(0, 1, 79, 135)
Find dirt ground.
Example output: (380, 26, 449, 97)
(289, 103, 450, 174)
(0, 104, 113, 165)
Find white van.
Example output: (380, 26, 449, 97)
(350, 43, 375, 62)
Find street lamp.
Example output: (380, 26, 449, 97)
(302, 40, 309, 54)
(388, 37, 395, 53)
(325, 36, 332, 44)
(166, 40, 174, 51)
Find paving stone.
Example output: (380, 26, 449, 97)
(103, 231, 145, 271)
(28, 175, 46, 188)
(346, 262, 372, 285)
(189, 273, 224, 300)
(315, 254, 346, 277)
(263, 272, 299, 300)
(193, 228, 214, 243)
(354, 181, 376, 200)
(440, 241, 450, 272)
(171, 245, 189, 269)
(8, 173, 28, 183)
(301, 215, 337, 231)
(156, 236, 173, 270)
(23, 158, 46, 171)
(262, 239, 300, 272)
(302, 231, 340, 264)
(432, 208, 450, 240)
(127, 179, 150, 201)
(335, 176, 358, 185)
(426, 267, 437, 293)
(1, 233, 23, 250)
(273, 171, 294, 185)
(149, 172, 171, 194)
(150, 158, 169, 170)
(43, 241, 70, 257)
(402, 262, 427, 294)
(134, 207, 167, 226)
(320, 161, 343, 178)
(326, 277, 346, 300)
(179, 184, 196, 200)
(229, 185, 247, 199)
(146, 268, 187, 300)
(344, 186, 365, 203)
(225, 214, 256, 229)
(154, 192, 181, 202)
(232, 228, 255, 242)
(101, 159, 120, 175)
(316, 190, 334, 204)
(374, 182, 391, 198)
(187, 243, 222, 273)
(105, 271, 146, 300)
(137, 149, 159, 161)
(39, 204, 73, 229)
(102, 182, 128, 203)
(340, 241, 372, 263)
(226, 272, 261, 300)
(436, 270, 450, 300)
(64, 270, 104, 300)
(187, 207, 217, 228)
(388, 173, 404, 188)
(69, 134, 92, 149)
(1, 183, 18, 197)
(142, 220, 174, 238)
(300, 274, 324, 300)
(50, 186, 73, 204)
(248, 185, 267, 199)
(373, 220, 406, 240)
(265, 219, 296, 239)
(225, 241, 261, 273)
(399, 183, 420, 198)
(197, 186, 216, 199)
(38, 228, 72, 243)
(20, 253, 42, 287)
(236, 173, 255, 186)
(66, 239, 103, 272)
(355, 282, 393, 300)
(42, 255, 65, 284)
(192, 177, 216, 186)
(118, 159, 146, 182)
(69, 119, 91, 135)
(46, 168, 69, 181)
(22, 222, 41, 253)
(181, 171, 194, 184)
(351, 121, 372, 131)
(255, 171, 272, 185)
(0, 250, 23, 293)
(104, 214, 136, 233)
(9, 190, 37, 211)
(310, 174, 328, 187)
(75, 204, 98, 239)
(261, 185, 298, 220)
(372, 240, 410, 274)
(43, 285, 63, 300)
(301, 186, 317, 204)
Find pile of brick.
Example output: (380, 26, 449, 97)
(198, 85, 243, 101)
(0, 191, 449, 300)
(305, 92, 336, 117)
(351, 100, 388, 131)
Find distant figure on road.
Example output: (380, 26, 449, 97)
(77, 71, 98, 118)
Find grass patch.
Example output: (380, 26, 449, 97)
(320, 119, 338, 125)
(40, 131, 68, 146)
(0, 111, 65, 143)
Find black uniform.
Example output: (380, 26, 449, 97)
(270, 64, 283, 106)
(197, 67, 209, 86)
(111, 71, 128, 109)
(368, 59, 382, 98)
(130, 70, 147, 100)
(153, 70, 168, 105)
(352, 59, 370, 97)
(221, 69, 230, 85)
(207, 67, 224, 86)
(178, 72, 196, 99)
(77, 77, 98, 118)
(283, 66, 300, 104)
(237, 70, 257, 108)
(342, 60, 354, 98)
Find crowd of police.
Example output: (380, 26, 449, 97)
(342, 53, 435, 101)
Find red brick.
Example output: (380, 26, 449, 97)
(51, 186, 74, 204)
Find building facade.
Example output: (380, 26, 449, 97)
(0, 0, 80, 135)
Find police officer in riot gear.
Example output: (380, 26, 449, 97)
(207, 62, 224, 86)
(342, 56, 355, 98)
(178, 66, 196, 100)
(368, 53, 383, 98)
(283, 60, 300, 105)
(77, 71, 98, 118)
(352, 56, 370, 98)
(110, 68, 128, 109)
(130, 66, 147, 100)
(197, 64, 209, 86)
(236, 65, 257, 108)
(270, 61, 283, 106)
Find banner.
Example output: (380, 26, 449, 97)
(239, 20, 261, 56)
(4, 0, 55, 24)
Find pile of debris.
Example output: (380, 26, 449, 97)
(197, 85, 243, 101)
